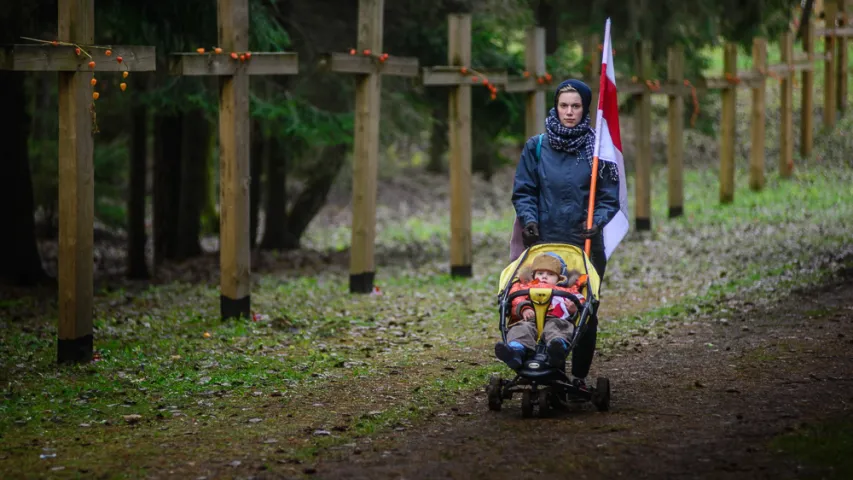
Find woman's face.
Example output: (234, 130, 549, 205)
(557, 91, 584, 127)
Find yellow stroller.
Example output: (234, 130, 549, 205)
(486, 243, 611, 417)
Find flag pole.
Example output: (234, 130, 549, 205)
(585, 18, 611, 257)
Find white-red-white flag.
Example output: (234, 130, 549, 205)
(594, 18, 629, 259)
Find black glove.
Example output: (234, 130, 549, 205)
(522, 222, 539, 247)
(578, 222, 600, 239)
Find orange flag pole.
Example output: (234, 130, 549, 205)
(585, 49, 608, 257)
(584, 156, 600, 257)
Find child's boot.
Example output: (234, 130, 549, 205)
(494, 341, 525, 370)
(546, 338, 568, 371)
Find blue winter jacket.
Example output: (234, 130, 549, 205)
(512, 134, 621, 248)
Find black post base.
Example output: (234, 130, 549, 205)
(635, 218, 651, 231)
(221, 295, 250, 320)
(451, 265, 473, 278)
(57, 334, 93, 364)
(669, 206, 684, 218)
(350, 272, 376, 294)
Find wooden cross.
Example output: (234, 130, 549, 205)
(504, 27, 549, 140)
(316, 0, 419, 294)
(0, 0, 156, 364)
(421, 14, 507, 278)
(169, 0, 298, 320)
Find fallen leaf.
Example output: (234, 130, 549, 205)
(123, 414, 142, 424)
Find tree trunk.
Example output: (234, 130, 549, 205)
(797, 0, 815, 41)
(153, 112, 183, 264)
(127, 103, 149, 279)
(200, 131, 219, 235)
(283, 144, 347, 249)
(0, 71, 49, 285)
(249, 118, 265, 249)
(260, 136, 288, 250)
(175, 109, 208, 260)
(536, 0, 558, 55)
(427, 103, 448, 174)
(472, 126, 495, 181)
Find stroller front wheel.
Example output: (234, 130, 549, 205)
(521, 391, 534, 418)
(487, 374, 502, 411)
(537, 390, 550, 418)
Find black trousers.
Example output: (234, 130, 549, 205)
(570, 235, 606, 379)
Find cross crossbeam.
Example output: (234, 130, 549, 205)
(170, 52, 298, 76)
(318, 52, 419, 77)
(0, 44, 153, 71)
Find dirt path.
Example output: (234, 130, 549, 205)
(308, 269, 853, 480)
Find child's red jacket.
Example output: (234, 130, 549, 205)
(507, 279, 586, 325)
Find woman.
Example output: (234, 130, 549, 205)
(508, 79, 621, 391)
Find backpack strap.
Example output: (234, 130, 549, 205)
(536, 133, 544, 161)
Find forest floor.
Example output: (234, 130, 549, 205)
(314, 265, 853, 480)
(3, 88, 853, 479)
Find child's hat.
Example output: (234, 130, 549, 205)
(531, 254, 567, 283)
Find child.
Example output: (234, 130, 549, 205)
(495, 253, 586, 371)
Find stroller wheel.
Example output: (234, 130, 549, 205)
(521, 391, 534, 418)
(592, 377, 611, 412)
(537, 391, 550, 418)
(487, 374, 502, 411)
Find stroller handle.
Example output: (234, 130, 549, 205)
(505, 288, 585, 312)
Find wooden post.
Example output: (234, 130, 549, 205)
(801, 21, 815, 159)
(824, 0, 838, 128)
(837, 0, 848, 112)
(315, 0, 420, 293)
(0, 0, 156, 363)
(585, 34, 601, 128)
(58, 0, 94, 364)
(218, 0, 251, 319)
(666, 45, 684, 218)
(524, 27, 546, 140)
(504, 27, 548, 139)
(350, 0, 383, 294)
(780, 31, 795, 178)
(169, 1, 298, 316)
(421, 16, 507, 277)
(720, 43, 737, 204)
(448, 14, 473, 277)
(634, 40, 652, 230)
(750, 38, 767, 191)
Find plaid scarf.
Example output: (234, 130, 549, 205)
(544, 108, 619, 181)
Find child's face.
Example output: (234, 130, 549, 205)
(534, 270, 559, 285)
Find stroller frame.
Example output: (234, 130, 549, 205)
(487, 243, 611, 417)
